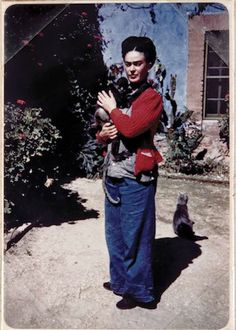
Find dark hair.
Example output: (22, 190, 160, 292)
(121, 36, 156, 67)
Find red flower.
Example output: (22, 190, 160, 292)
(18, 132, 26, 140)
(87, 43, 92, 49)
(81, 11, 88, 16)
(93, 34, 103, 41)
(16, 99, 26, 106)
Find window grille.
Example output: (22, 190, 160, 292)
(203, 30, 229, 118)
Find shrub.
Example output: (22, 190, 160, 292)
(218, 94, 229, 149)
(68, 73, 104, 177)
(4, 102, 61, 223)
(163, 107, 205, 174)
(4, 102, 61, 184)
(218, 110, 229, 149)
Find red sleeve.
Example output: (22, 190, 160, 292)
(109, 88, 163, 138)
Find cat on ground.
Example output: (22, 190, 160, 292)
(173, 192, 195, 239)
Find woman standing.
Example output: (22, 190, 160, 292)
(97, 36, 163, 310)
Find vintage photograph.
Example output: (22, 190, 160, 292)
(3, 2, 231, 329)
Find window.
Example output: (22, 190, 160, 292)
(203, 31, 229, 118)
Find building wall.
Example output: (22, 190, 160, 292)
(186, 13, 229, 161)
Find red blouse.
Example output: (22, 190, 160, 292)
(96, 87, 163, 175)
(110, 87, 163, 138)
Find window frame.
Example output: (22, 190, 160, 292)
(203, 31, 229, 120)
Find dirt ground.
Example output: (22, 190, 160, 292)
(3, 176, 230, 329)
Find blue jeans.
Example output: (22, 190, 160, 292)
(105, 177, 156, 303)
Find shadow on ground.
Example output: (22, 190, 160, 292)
(5, 184, 99, 230)
(153, 236, 208, 302)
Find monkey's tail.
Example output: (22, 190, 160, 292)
(102, 178, 120, 205)
(102, 153, 120, 205)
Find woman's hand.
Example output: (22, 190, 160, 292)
(97, 90, 117, 114)
(99, 122, 118, 141)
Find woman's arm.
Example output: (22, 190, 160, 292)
(96, 122, 118, 144)
(110, 89, 163, 138)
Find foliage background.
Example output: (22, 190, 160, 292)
(4, 5, 107, 229)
